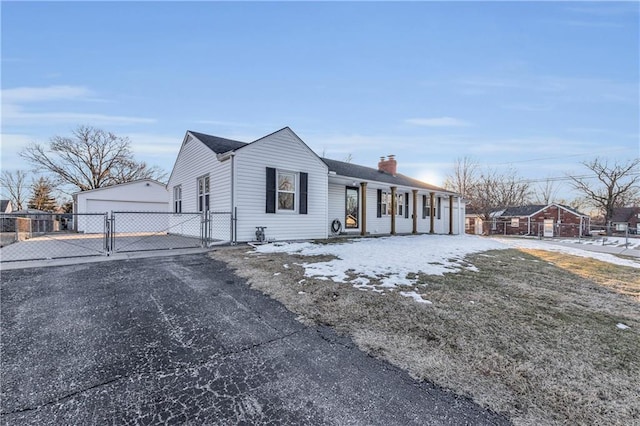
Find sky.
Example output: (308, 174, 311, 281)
(2, 1, 639, 202)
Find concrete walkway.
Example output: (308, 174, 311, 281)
(1, 254, 508, 425)
(541, 239, 640, 258)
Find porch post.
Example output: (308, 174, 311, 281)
(429, 192, 435, 234)
(449, 195, 454, 235)
(360, 182, 367, 236)
(390, 186, 397, 235)
(412, 190, 418, 234)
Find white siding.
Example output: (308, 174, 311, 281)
(167, 136, 231, 238)
(234, 128, 328, 242)
(328, 183, 348, 232)
(366, 186, 390, 235)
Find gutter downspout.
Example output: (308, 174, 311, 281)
(230, 153, 236, 244)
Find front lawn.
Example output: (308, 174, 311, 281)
(212, 236, 639, 425)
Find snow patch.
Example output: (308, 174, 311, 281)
(400, 291, 432, 304)
(616, 323, 630, 330)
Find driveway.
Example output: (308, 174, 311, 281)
(1, 253, 508, 425)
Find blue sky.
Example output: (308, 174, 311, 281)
(2, 1, 638, 201)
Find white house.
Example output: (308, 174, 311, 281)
(167, 127, 465, 242)
(73, 179, 169, 233)
(1, 200, 14, 213)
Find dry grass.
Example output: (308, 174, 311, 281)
(212, 246, 640, 426)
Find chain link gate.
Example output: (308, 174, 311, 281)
(1, 211, 235, 262)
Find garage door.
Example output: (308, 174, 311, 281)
(80, 200, 169, 233)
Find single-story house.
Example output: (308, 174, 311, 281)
(167, 127, 464, 242)
(465, 204, 590, 237)
(611, 207, 640, 233)
(498, 204, 589, 237)
(1, 200, 14, 213)
(73, 179, 169, 233)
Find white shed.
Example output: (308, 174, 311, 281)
(74, 180, 169, 233)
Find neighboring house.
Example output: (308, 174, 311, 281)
(496, 204, 590, 238)
(611, 207, 640, 233)
(464, 207, 497, 235)
(73, 179, 169, 233)
(167, 127, 464, 242)
(1, 200, 14, 213)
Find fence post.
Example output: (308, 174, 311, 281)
(110, 212, 115, 254)
(232, 207, 237, 245)
(625, 226, 629, 248)
(104, 213, 110, 254)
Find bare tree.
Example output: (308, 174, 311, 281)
(0, 170, 29, 210)
(568, 158, 640, 227)
(443, 156, 478, 200)
(471, 167, 532, 219)
(534, 178, 559, 205)
(21, 126, 166, 192)
(445, 159, 532, 234)
(343, 153, 353, 163)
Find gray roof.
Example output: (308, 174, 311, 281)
(188, 131, 247, 154)
(612, 207, 640, 222)
(1, 200, 11, 212)
(190, 130, 451, 193)
(501, 205, 547, 217)
(501, 204, 588, 218)
(321, 158, 450, 192)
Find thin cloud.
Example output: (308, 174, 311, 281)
(2, 85, 93, 103)
(405, 117, 471, 127)
(2, 85, 155, 126)
(563, 20, 623, 28)
(4, 107, 156, 125)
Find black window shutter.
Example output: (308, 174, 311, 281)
(266, 167, 276, 214)
(376, 189, 382, 218)
(299, 172, 308, 214)
(405, 193, 409, 218)
(422, 195, 426, 219)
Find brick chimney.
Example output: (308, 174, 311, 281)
(378, 155, 397, 176)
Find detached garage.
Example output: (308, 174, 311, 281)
(74, 179, 169, 233)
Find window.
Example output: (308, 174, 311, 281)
(437, 197, 442, 219)
(197, 175, 210, 212)
(396, 193, 404, 217)
(266, 168, 307, 214)
(422, 195, 430, 218)
(381, 191, 389, 215)
(277, 171, 296, 211)
(345, 187, 359, 228)
(173, 185, 182, 213)
(511, 218, 519, 227)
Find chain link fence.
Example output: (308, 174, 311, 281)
(1, 213, 108, 262)
(1, 211, 235, 262)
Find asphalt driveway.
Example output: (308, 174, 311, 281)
(1, 253, 508, 425)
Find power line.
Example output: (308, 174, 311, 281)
(490, 146, 638, 166)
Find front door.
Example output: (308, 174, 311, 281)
(345, 186, 359, 230)
(543, 219, 555, 237)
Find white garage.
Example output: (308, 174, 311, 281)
(74, 179, 169, 233)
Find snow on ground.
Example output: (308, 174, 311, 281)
(495, 238, 640, 269)
(559, 236, 640, 250)
(253, 234, 639, 303)
(255, 235, 504, 292)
